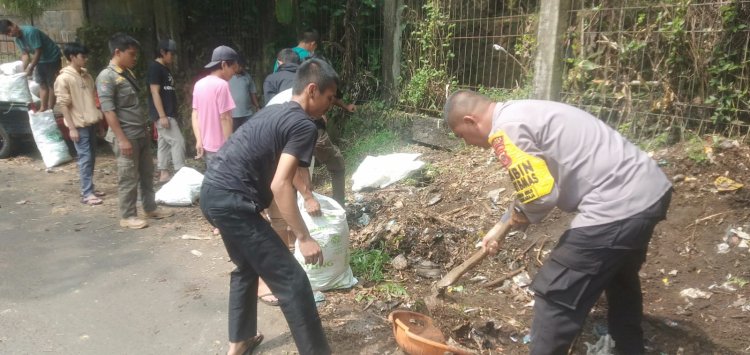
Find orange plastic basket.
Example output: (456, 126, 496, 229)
(388, 310, 474, 355)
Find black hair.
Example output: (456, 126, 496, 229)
(108, 33, 140, 56)
(0, 20, 14, 35)
(207, 60, 236, 72)
(277, 48, 301, 65)
(298, 29, 320, 44)
(63, 42, 89, 61)
(292, 58, 339, 95)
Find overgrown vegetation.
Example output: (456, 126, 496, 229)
(400, 0, 456, 111)
(562, 0, 750, 141)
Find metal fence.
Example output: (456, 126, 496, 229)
(561, 0, 750, 143)
(397, 0, 750, 142)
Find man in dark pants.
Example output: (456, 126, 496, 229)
(200, 58, 337, 355)
(443, 90, 672, 355)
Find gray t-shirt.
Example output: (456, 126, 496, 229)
(489, 100, 672, 229)
(96, 63, 147, 140)
(228, 72, 257, 118)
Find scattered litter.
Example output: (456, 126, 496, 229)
(680, 288, 712, 300)
(668, 270, 678, 276)
(727, 227, 750, 240)
(393, 200, 404, 209)
(672, 174, 686, 183)
(351, 153, 425, 191)
(15, 200, 28, 205)
(717, 243, 730, 254)
(662, 277, 671, 286)
(415, 260, 442, 279)
(313, 291, 326, 303)
(463, 307, 479, 314)
(486, 188, 506, 203)
(716, 139, 740, 150)
(714, 176, 743, 192)
(357, 213, 371, 226)
(469, 275, 488, 283)
(180, 234, 211, 240)
(664, 319, 679, 328)
(391, 254, 408, 271)
(585, 334, 615, 355)
(512, 271, 532, 288)
(522, 334, 532, 344)
(190, 250, 203, 257)
(426, 194, 442, 206)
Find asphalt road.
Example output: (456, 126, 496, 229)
(0, 158, 298, 354)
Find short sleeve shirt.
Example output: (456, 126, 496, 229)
(15, 25, 61, 63)
(228, 73, 257, 118)
(202, 101, 318, 210)
(147, 60, 178, 121)
(192, 75, 236, 152)
(96, 63, 147, 139)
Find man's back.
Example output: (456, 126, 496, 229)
(192, 74, 235, 152)
(203, 101, 317, 210)
(15, 25, 60, 63)
(228, 72, 256, 118)
(490, 100, 671, 228)
(264, 63, 297, 104)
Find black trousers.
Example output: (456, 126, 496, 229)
(529, 190, 672, 355)
(200, 184, 331, 355)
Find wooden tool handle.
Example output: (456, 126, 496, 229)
(435, 220, 512, 288)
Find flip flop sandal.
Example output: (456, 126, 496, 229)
(241, 333, 264, 355)
(258, 293, 279, 307)
(81, 195, 103, 205)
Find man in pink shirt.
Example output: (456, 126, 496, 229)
(191, 45, 239, 163)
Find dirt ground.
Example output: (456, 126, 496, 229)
(343, 140, 750, 355)
(2, 136, 749, 355)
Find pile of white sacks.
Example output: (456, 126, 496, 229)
(0, 60, 40, 103)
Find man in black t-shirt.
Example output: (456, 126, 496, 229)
(200, 58, 336, 355)
(147, 39, 185, 183)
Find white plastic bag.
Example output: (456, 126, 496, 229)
(28, 110, 72, 168)
(0, 72, 32, 103)
(28, 79, 40, 97)
(351, 153, 425, 191)
(0, 61, 23, 75)
(155, 167, 204, 206)
(294, 192, 358, 291)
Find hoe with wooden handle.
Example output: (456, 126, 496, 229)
(425, 219, 512, 312)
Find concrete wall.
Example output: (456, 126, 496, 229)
(36, 0, 85, 43)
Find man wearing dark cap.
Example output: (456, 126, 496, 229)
(191, 45, 238, 163)
(200, 58, 337, 355)
(148, 39, 184, 183)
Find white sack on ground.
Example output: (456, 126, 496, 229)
(294, 192, 358, 291)
(29, 110, 72, 168)
(155, 167, 204, 206)
(351, 153, 425, 191)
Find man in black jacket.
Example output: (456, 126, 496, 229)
(263, 48, 300, 104)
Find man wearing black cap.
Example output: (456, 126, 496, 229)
(200, 58, 337, 355)
(191, 45, 239, 163)
(148, 39, 184, 183)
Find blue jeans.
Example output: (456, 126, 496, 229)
(74, 125, 96, 197)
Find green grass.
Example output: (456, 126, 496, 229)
(350, 249, 391, 283)
(342, 129, 402, 172)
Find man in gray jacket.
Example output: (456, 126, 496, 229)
(444, 90, 672, 355)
